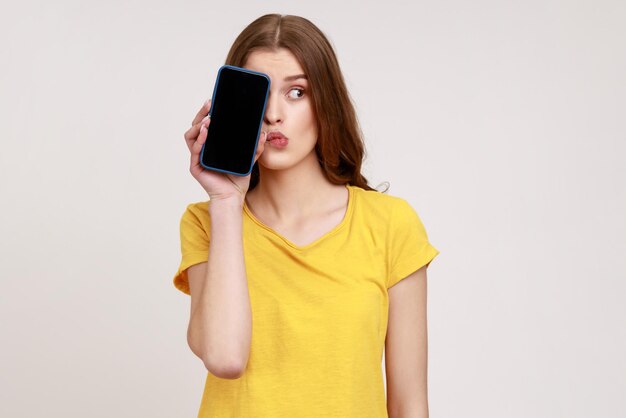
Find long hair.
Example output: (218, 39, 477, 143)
(224, 14, 389, 193)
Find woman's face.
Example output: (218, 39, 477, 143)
(243, 48, 318, 172)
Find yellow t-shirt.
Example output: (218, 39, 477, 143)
(173, 184, 440, 418)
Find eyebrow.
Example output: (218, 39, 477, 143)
(283, 74, 308, 82)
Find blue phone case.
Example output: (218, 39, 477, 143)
(199, 65, 271, 176)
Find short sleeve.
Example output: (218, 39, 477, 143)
(386, 198, 440, 288)
(172, 202, 211, 295)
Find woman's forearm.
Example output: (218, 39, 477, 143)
(187, 197, 252, 378)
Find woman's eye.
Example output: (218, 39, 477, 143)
(287, 87, 305, 99)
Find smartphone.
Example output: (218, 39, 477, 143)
(200, 65, 271, 176)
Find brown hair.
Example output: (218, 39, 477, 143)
(224, 13, 389, 193)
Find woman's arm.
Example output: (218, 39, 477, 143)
(186, 197, 252, 379)
(385, 264, 430, 418)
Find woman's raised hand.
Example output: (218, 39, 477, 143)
(184, 99, 267, 202)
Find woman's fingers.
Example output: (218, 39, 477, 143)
(189, 120, 207, 174)
(191, 99, 212, 126)
(193, 117, 209, 155)
(187, 98, 211, 152)
(184, 114, 210, 151)
(183, 127, 197, 151)
(253, 132, 267, 163)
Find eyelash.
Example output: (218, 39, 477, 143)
(287, 87, 306, 100)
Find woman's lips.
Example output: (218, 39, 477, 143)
(267, 131, 289, 148)
(268, 137, 288, 148)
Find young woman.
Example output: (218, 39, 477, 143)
(175, 13, 440, 418)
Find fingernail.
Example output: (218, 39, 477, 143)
(202, 115, 210, 123)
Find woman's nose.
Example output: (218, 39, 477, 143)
(263, 92, 283, 125)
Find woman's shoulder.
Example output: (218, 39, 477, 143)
(184, 199, 210, 214)
(179, 200, 211, 229)
(350, 184, 412, 213)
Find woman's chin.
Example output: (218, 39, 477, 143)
(257, 147, 317, 171)
(256, 156, 296, 171)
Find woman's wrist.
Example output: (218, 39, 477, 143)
(208, 194, 245, 214)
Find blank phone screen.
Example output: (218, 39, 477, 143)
(201, 66, 270, 176)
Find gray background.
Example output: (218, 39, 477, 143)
(1, 0, 624, 417)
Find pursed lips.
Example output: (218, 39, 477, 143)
(267, 131, 288, 141)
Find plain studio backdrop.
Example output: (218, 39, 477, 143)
(1, 0, 624, 417)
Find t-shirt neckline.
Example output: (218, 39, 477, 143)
(243, 184, 355, 252)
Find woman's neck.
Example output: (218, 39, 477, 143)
(245, 157, 345, 224)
